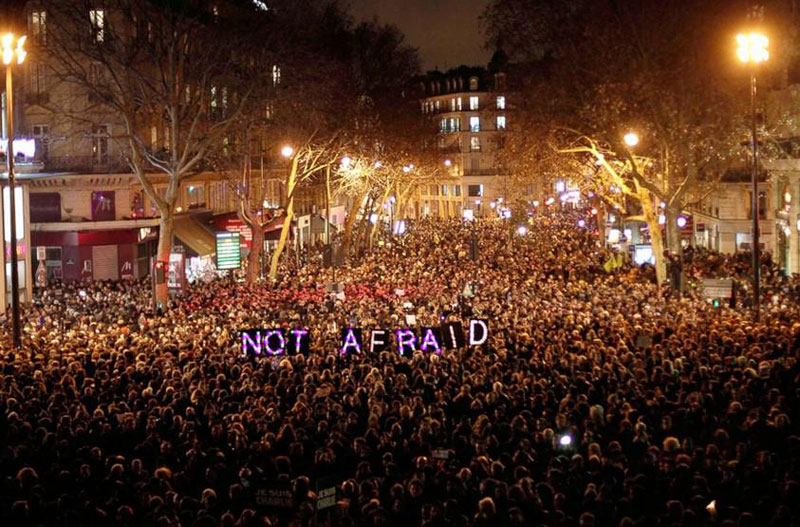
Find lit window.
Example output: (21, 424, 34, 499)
(442, 185, 449, 196)
(92, 125, 110, 164)
(454, 185, 462, 197)
(469, 116, 480, 132)
(31, 10, 47, 45)
(468, 184, 483, 197)
(151, 125, 158, 147)
(435, 100, 441, 111)
(272, 65, 281, 86)
(497, 115, 506, 130)
(440, 118, 447, 132)
(496, 96, 506, 109)
(450, 98, 456, 111)
(469, 77, 479, 90)
(469, 96, 479, 110)
(89, 9, 105, 43)
(470, 137, 480, 151)
(456, 97, 462, 110)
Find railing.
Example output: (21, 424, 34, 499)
(41, 155, 132, 173)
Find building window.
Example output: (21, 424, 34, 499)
(92, 125, 109, 164)
(468, 184, 483, 197)
(430, 184, 439, 196)
(89, 9, 105, 43)
(30, 10, 47, 45)
(434, 100, 441, 111)
(456, 97, 462, 110)
(469, 77, 479, 90)
(496, 115, 506, 130)
(469, 116, 480, 132)
(440, 118, 447, 133)
(469, 96, 479, 110)
(91, 190, 115, 221)
(470, 157, 480, 171)
(442, 185, 449, 196)
(453, 185, 462, 197)
(447, 117, 461, 132)
(450, 98, 456, 111)
(151, 125, 158, 147)
(470, 137, 480, 151)
(29, 62, 46, 94)
(32, 124, 50, 159)
(272, 65, 281, 87)
(496, 95, 506, 109)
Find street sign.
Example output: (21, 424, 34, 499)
(215, 232, 241, 270)
(702, 278, 733, 299)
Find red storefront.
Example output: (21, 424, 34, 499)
(32, 229, 142, 282)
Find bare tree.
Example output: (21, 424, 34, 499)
(41, 0, 270, 307)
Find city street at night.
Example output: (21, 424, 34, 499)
(0, 1, 799, 526)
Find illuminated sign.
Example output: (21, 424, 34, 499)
(1, 138, 36, 159)
(240, 320, 487, 357)
(215, 232, 241, 270)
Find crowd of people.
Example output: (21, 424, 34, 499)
(0, 211, 798, 527)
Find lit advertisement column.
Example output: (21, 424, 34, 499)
(2, 184, 31, 308)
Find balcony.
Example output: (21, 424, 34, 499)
(25, 92, 50, 106)
(41, 154, 131, 174)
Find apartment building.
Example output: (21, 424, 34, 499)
(416, 64, 511, 216)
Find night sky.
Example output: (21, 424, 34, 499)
(348, 0, 493, 72)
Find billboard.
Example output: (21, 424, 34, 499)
(215, 232, 241, 270)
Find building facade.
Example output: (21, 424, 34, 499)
(417, 65, 511, 216)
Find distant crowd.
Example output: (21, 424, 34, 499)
(1, 211, 798, 527)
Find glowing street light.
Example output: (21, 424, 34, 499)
(280, 145, 294, 158)
(676, 215, 688, 229)
(517, 225, 528, 236)
(559, 434, 572, 447)
(1, 33, 26, 66)
(2, 33, 26, 348)
(340, 156, 352, 168)
(737, 31, 769, 321)
(623, 131, 639, 147)
(737, 32, 769, 63)
(444, 158, 452, 167)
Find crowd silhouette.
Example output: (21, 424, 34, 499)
(1, 211, 798, 527)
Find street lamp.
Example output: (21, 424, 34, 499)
(623, 131, 639, 148)
(737, 31, 769, 321)
(280, 145, 294, 158)
(2, 33, 26, 349)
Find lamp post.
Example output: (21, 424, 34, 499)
(737, 32, 769, 321)
(2, 33, 26, 349)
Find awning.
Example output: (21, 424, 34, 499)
(174, 214, 215, 256)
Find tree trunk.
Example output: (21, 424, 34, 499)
(369, 186, 393, 249)
(341, 186, 368, 260)
(665, 207, 682, 257)
(247, 220, 264, 284)
(597, 206, 607, 246)
(355, 196, 375, 255)
(640, 189, 666, 285)
(269, 157, 298, 279)
(155, 212, 174, 310)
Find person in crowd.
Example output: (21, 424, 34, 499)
(0, 210, 798, 527)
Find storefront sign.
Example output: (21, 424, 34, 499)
(215, 232, 241, 270)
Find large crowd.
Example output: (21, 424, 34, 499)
(1, 211, 798, 527)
